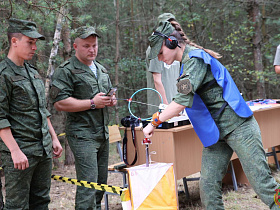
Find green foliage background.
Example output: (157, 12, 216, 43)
(1, 0, 280, 125)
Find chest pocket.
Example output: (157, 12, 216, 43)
(99, 73, 110, 93)
(71, 69, 98, 98)
(11, 75, 38, 110)
(32, 75, 47, 107)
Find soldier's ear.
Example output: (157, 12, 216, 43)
(11, 37, 18, 45)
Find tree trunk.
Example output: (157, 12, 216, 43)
(114, 0, 120, 124)
(45, 6, 74, 167)
(61, 16, 75, 165)
(246, 0, 266, 98)
(130, 0, 135, 55)
(187, 1, 199, 44)
(44, 6, 66, 168)
(261, 4, 270, 98)
(64, 133, 75, 165)
(61, 22, 72, 61)
(45, 6, 66, 100)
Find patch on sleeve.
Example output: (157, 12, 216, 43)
(50, 86, 61, 99)
(176, 79, 192, 95)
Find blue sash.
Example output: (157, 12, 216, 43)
(182, 49, 252, 147)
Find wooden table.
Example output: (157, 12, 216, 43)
(123, 103, 280, 184)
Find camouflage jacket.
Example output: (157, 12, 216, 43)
(50, 56, 112, 140)
(0, 58, 52, 157)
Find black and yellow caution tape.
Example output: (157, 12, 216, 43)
(51, 174, 125, 194)
(57, 133, 66, 137)
(0, 169, 131, 203)
(51, 174, 130, 202)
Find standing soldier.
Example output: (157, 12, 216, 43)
(0, 18, 62, 209)
(50, 26, 117, 209)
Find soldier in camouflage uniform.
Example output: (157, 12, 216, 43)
(0, 18, 63, 210)
(143, 21, 280, 209)
(50, 26, 117, 210)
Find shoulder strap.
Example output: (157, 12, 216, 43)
(196, 80, 228, 119)
(196, 79, 216, 95)
(122, 124, 138, 166)
(60, 60, 70, 68)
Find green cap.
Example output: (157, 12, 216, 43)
(148, 21, 175, 60)
(157, 13, 176, 24)
(8, 18, 45, 40)
(73, 26, 100, 39)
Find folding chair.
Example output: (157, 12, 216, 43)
(266, 146, 280, 170)
(104, 125, 128, 210)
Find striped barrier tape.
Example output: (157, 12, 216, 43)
(57, 133, 66, 137)
(0, 168, 131, 208)
(0, 167, 124, 195)
(51, 174, 130, 202)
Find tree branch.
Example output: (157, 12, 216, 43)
(7, 0, 13, 19)
(21, 0, 73, 21)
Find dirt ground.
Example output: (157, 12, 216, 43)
(48, 163, 280, 210)
(1, 142, 280, 210)
(49, 164, 124, 210)
(0, 163, 279, 209)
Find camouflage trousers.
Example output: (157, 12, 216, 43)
(1, 152, 52, 210)
(68, 134, 109, 210)
(199, 117, 280, 209)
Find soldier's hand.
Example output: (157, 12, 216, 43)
(11, 149, 29, 170)
(143, 123, 155, 138)
(52, 138, 63, 158)
(93, 93, 113, 108)
(107, 94, 117, 107)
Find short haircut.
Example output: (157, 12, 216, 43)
(7, 33, 23, 45)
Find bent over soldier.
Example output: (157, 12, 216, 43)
(144, 20, 280, 210)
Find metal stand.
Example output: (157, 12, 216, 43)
(142, 138, 152, 167)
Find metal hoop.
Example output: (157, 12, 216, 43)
(128, 88, 163, 121)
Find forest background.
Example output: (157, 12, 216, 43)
(1, 0, 280, 165)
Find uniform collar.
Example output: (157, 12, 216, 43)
(72, 56, 90, 69)
(72, 56, 99, 78)
(5, 57, 29, 79)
